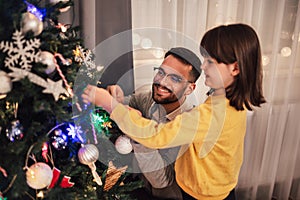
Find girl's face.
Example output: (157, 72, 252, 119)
(201, 57, 239, 90)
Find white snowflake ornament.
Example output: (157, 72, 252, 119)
(0, 29, 74, 101)
(73, 45, 104, 79)
(0, 30, 40, 71)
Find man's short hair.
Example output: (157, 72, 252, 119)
(165, 47, 202, 82)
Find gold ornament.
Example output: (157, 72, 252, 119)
(78, 144, 102, 185)
(101, 121, 112, 128)
(26, 162, 53, 189)
(103, 161, 127, 191)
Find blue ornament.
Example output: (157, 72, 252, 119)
(50, 129, 67, 150)
(24, 0, 46, 21)
(6, 120, 24, 142)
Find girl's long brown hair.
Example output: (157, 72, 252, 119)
(200, 23, 266, 111)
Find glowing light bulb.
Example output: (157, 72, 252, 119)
(132, 33, 141, 46)
(141, 38, 152, 49)
(262, 55, 270, 66)
(280, 47, 292, 57)
(292, 34, 300, 42)
(152, 48, 164, 58)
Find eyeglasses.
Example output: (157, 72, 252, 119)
(153, 67, 193, 84)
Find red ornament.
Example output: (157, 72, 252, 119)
(48, 167, 74, 188)
(42, 143, 48, 162)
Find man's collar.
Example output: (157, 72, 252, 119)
(149, 98, 195, 122)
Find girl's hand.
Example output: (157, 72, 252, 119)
(106, 85, 124, 103)
(81, 84, 118, 113)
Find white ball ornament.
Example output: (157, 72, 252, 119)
(78, 144, 102, 185)
(115, 135, 133, 154)
(78, 144, 99, 165)
(21, 12, 43, 36)
(0, 71, 12, 94)
(26, 162, 53, 189)
(39, 51, 56, 74)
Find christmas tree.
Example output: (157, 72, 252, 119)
(0, 0, 142, 199)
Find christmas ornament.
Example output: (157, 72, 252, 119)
(0, 30, 40, 71)
(26, 162, 53, 189)
(25, 0, 46, 21)
(0, 71, 12, 94)
(21, 12, 43, 36)
(103, 161, 128, 191)
(8, 67, 69, 101)
(0, 166, 7, 178)
(42, 143, 49, 162)
(73, 45, 103, 79)
(38, 51, 56, 74)
(115, 135, 132, 154)
(53, 53, 74, 96)
(36, 191, 44, 198)
(49, 0, 70, 12)
(0, 166, 9, 200)
(6, 119, 24, 142)
(50, 20, 74, 40)
(50, 129, 67, 150)
(66, 123, 84, 143)
(55, 23, 69, 33)
(78, 144, 102, 185)
(90, 108, 113, 137)
(0, 30, 72, 101)
(48, 167, 74, 188)
(0, 193, 7, 200)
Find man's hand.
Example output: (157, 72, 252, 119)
(106, 85, 124, 103)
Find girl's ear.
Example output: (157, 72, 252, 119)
(184, 83, 196, 95)
(231, 61, 240, 76)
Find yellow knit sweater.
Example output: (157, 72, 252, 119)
(110, 95, 247, 199)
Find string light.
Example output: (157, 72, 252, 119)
(24, 0, 46, 21)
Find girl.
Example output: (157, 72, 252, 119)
(82, 23, 266, 199)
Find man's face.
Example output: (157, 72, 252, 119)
(152, 55, 193, 104)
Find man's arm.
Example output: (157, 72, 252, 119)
(128, 93, 175, 188)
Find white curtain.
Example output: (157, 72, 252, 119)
(131, 0, 300, 199)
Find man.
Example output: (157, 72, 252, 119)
(107, 47, 201, 199)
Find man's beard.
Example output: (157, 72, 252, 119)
(152, 83, 183, 104)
